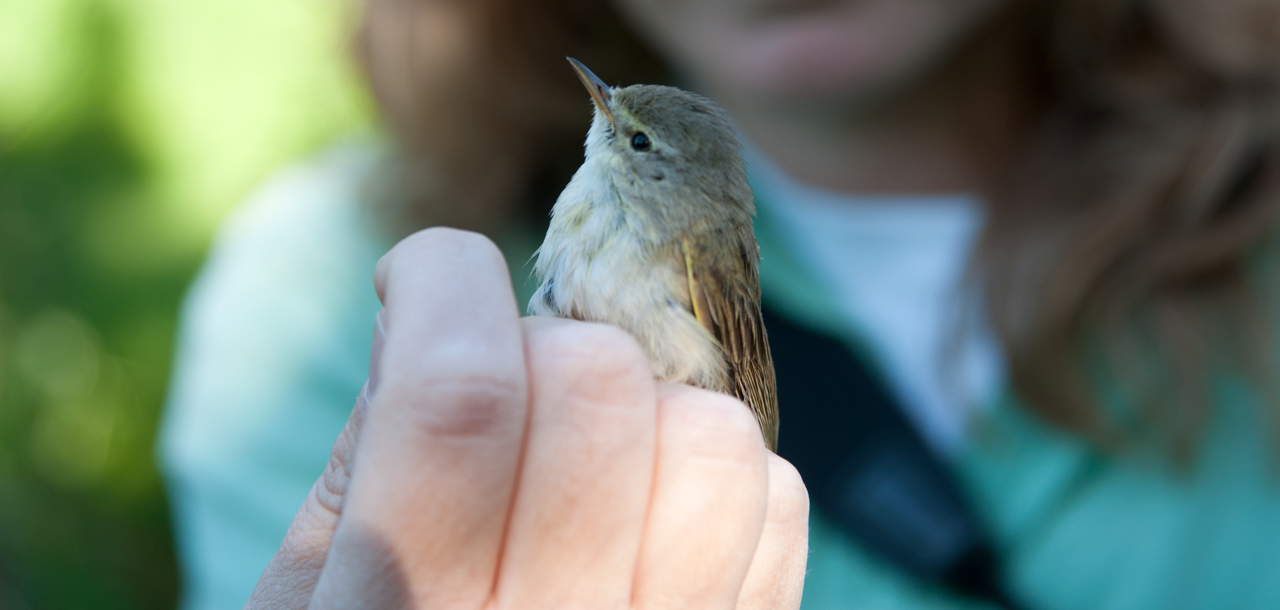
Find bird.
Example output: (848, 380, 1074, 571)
(529, 57, 778, 450)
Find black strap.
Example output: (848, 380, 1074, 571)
(765, 307, 1027, 610)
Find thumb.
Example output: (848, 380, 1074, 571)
(244, 384, 369, 610)
(244, 310, 384, 609)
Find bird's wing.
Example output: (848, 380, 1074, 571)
(682, 236, 779, 450)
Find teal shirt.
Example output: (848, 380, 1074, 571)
(755, 197, 1280, 610)
(160, 146, 1280, 610)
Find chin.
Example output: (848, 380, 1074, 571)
(731, 8, 998, 104)
(622, 0, 1010, 107)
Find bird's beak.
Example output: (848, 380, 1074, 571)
(567, 57, 614, 126)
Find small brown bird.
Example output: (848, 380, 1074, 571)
(529, 58, 778, 450)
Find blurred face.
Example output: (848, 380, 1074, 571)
(613, 0, 1012, 107)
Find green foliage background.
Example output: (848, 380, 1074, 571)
(0, 0, 371, 607)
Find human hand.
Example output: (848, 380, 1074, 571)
(244, 228, 809, 610)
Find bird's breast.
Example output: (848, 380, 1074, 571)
(535, 182, 672, 321)
(530, 164, 727, 389)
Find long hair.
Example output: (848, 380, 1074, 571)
(352, 0, 665, 234)
(977, 0, 1280, 452)
(354, 0, 1280, 452)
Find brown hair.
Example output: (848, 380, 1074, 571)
(978, 0, 1280, 451)
(353, 0, 665, 234)
(354, 0, 1280, 452)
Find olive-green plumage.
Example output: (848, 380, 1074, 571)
(529, 58, 778, 449)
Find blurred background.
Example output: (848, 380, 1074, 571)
(0, 0, 372, 607)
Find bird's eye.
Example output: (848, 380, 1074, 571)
(630, 132, 651, 152)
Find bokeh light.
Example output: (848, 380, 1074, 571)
(0, 0, 372, 607)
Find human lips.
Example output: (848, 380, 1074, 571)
(747, 0, 854, 19)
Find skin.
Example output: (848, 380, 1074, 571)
(247, 229, 808, 609)
(252, 0, 1025, 606)
(614, 0, 1023, 194)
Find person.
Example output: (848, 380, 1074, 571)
(159, 0, 1280, 608)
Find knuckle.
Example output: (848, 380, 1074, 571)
(387, 375, 525, 439)
(314, 417, 360, 516)
(665, 389, 764, 460)
(767, 456, 810, 524)
(297, 488, 340, 535)
(316, 454, 351, 516)
(534, 322, 650, 383)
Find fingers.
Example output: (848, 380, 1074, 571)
(303, 227, 797, 610)
(245, 386, 369, 610)
(495, 317, 658, 608)
(634, 384, 771, 610)
(737, 454, 809, 610)
(313, 228, 529, 610)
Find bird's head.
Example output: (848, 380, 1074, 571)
(567, 57, 752, 214)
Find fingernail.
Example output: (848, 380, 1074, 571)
(368, 308, 387, 399)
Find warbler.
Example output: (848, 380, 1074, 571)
(530, 58, 778, 450)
